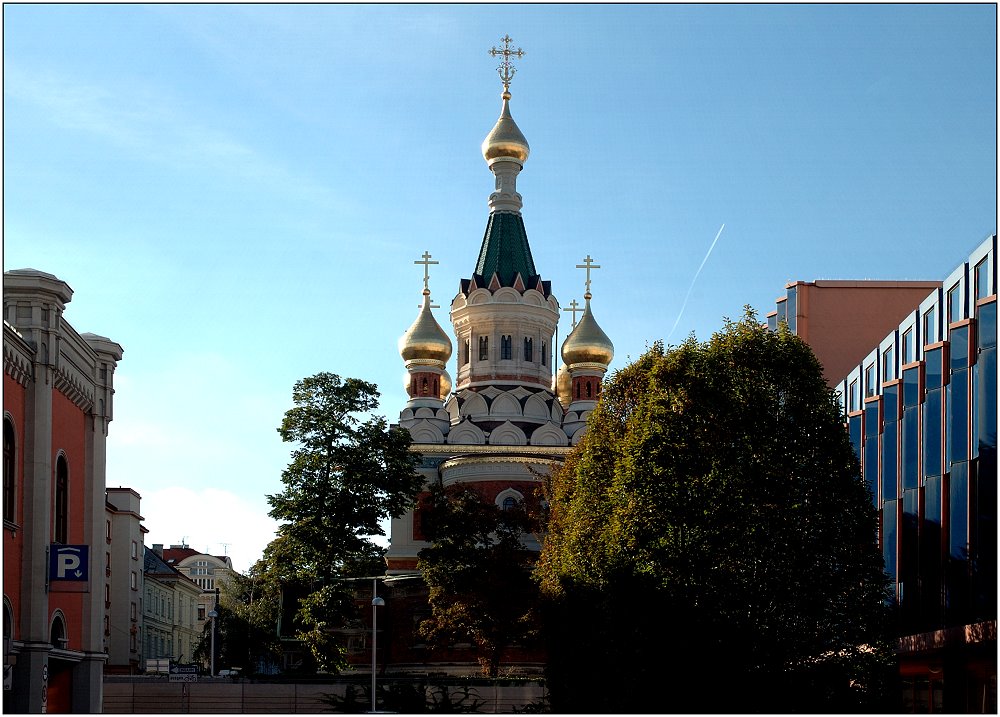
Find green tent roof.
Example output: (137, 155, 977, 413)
(473, 211, 537, 287)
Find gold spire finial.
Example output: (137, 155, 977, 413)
(414, 251, 440, 307)
(576, 255, 602, 299)
(563, 299, 582, 328)
(489, 34, 525, 96)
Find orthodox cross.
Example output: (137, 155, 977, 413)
(414, 251, 440, 308)
(576, 255, 601, 298)
(489, 35, 525, 93)
(563, 299, 582, 328)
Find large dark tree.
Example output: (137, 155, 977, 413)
(417, 482, 541, 677)
(536, 311, 895, 713)
(263, 373, 423, 671)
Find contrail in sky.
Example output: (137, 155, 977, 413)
(667, 223, 726, 342)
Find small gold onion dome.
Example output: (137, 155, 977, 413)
(439, 369, 452, 400)
(561, 298, 614, 367)
(481, 94, 530, 164)
(555, 363, 571, 406)
(399, 293, 453, 364)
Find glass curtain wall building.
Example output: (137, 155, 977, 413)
(835, 235, 996, 713)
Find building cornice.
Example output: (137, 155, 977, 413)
(411, 443, 572, 458)
(3, 330, 33, 387)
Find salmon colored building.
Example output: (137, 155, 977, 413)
(3, 269, 123, 713)
(766, 279, 941, 387)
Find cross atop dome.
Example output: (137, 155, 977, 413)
(576, 255, 602, 299)
(489, 34, 525, 96)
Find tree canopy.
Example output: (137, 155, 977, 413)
(417, 482, 541, 677)
(262, 372, 423, 671)
(536, 311, 894, 712)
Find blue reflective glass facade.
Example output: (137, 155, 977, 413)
(834, 237, 995, 707)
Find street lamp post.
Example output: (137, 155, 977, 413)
(371, 579, 385, 713)
(207, 610, 218, 677)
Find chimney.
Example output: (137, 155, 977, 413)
(152, 544, 163, 557)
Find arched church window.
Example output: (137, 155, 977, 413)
(575, 382, 581, 399)
(54, 456, 68, 544)
(463, 339, 470, 365)
(541, 342, 547, 366)
(502, 496, 518, 511)
(586, 381, 592, 398)
(479, 336, 489, 361)
(421, 377, 429, 396)
(501, 335, 512, 360)
(3, 419, 15, 523)
(524, 337, 533, 362)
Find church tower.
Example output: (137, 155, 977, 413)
(386, 36, 613, 573)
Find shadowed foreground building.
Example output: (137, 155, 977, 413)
(768, 235, 997, 712)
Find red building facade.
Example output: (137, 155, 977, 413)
(3, 269, 123, 713)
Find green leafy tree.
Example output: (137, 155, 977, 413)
(537, 311, 895, 712)
(262, 373, 423, 672)
(191, 569, 283, 675)
(417, 482, 541, 677)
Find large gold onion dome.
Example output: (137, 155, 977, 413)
(555, 363, 571, 406)
(399, 293, 453, 364)
(481, 93, 530, 164)
(561, 299, 614, 367)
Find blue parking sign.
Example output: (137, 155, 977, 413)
(50, 545, 89, 581)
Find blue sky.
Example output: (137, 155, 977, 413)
(4, 3, 996, 572)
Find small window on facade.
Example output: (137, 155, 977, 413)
(106, 552, 111, 577)
(54, 456, 68, 544)
(902, 327, 914, 365)
(131, 540, 138, 560)
(3, 419, 15, 524)
(785, 287, 798, 334)
(947, 283, 962, 325)
(99, 363, 108, 381)
(974, 258, 989, 301)
(923, 306, 936, 346)
(463, 339, 470, 365)
(502, 496, 518, 511)
(130, 571, 138, 590)
(479, 336, 489, 361)
(107, 520, 112, 541)
(524, 337, 533, 362)
(105, 584, 111, 607)
(864, 364, 875, 398)
(541, 342, 547, 366)
(849, 379, 859, 413)
(882, 345, 895, 383)
(130, 602, 137, 621)
(586, 381, 592, 398)
(501, 335, 512, 360)
(198, 605, 206, 621)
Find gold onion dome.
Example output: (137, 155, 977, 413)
(438, 369, 452, 399)
(399, 293, 453, 364)
(481, 94, 530, 164)
(555, 363, 571, 406)
(561, 299, 614, 367)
